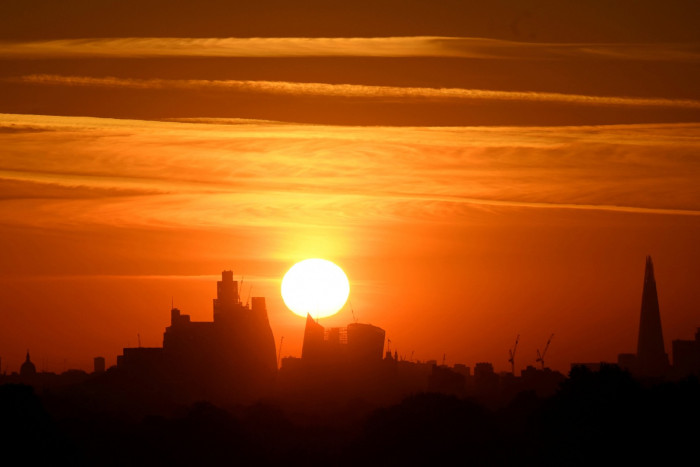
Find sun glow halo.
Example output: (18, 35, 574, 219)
(281, 258, 350, 319)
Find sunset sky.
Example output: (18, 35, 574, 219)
(1, 1, 699, 374)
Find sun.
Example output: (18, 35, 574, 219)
(281, 258, 350, 319)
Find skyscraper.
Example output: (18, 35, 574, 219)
(118, 270, 277, 404)
(636, 256, 669, 377)
(162, 270, 278, 402)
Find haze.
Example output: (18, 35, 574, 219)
(1, 1, 699, 374)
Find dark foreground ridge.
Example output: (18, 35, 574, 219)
(1, 366, 699, 466)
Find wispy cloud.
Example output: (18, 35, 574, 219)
(14, 75, 700, 110)
(2, 37, 698, 62)
(1, 113, 699, 237)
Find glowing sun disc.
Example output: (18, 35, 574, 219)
(281, 258, 350, 319)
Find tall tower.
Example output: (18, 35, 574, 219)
(213, 270, 240, 320)
(636, 256, 669, 377)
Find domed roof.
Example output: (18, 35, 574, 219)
(20, 351, 36, 377)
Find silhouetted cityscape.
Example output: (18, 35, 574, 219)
(1, 257, 699, 465)
(2, 1, 699, 464)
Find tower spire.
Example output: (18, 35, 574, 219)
(636, 256, 669, 377)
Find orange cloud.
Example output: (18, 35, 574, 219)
(1, 113, 699, 238)
(14, 75, 700, 110)
(1, 37, 698, 62)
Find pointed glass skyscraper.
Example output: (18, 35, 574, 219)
(636, 256, 669, 377)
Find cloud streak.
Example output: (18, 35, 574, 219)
(1, 113, 699, 235)
(14, 75, 700, 110)
(2, 37, 699, 62)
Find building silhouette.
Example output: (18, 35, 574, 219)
(672, 327, 700, 378)
(618, 256, 670, 377)
(20, 351, 36, 377)
(279, 314, 393, 405)
(635, 256, 669, 376)
(300, 314, 386, 365)
(116, 347, 163, 373)
(299, 313, 385, 367)
(116, 270, 277, 403)
(427, 364, 466, 396)
(473, 362, 498, 395)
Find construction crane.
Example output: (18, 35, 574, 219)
(508, 334, 520, 376)
(536, 334, 554, 370)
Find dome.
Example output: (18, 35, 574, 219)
(20, 351, 36, 377)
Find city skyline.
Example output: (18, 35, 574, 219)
(2, 257, 697, 380)
(1, 1, 700, 375)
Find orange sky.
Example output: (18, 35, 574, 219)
(1, 1, 699, 374)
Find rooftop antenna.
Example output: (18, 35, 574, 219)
(508, 334, 520, 376)
(410, 350, 414, 362)
(536, 334, 554, 370)
(350, 300, 358, 323)
(137, 333, 141, 348)
(387, 339, 392, 353)
(246, 285, 253, 308)
(442, 353, 446, 366)
(277, 336, 284, 369)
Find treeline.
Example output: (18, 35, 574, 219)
(1, 365, 698, 466)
